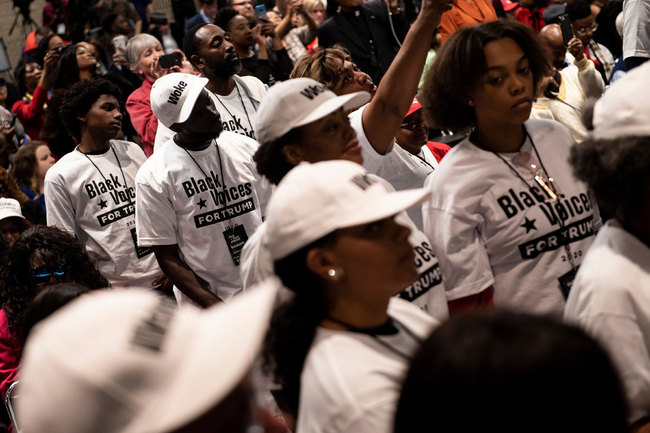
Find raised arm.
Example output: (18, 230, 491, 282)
(568, 37, 605, 98)
(362, 0, 451, 154)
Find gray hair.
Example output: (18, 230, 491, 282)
(126, 33, 161, 72)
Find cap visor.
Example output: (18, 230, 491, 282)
(176, 76, 209, 126)
(131, 280, 279, 433)
(294, 91, 371, 130)
(338, 187, 429, 229)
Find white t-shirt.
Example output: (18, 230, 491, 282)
(349, 105, 433, 229)
(153, 75, 267, 150)
(45, 140, 160, 288)
(211, 76, 266, 140)
(239, 174, 449, 322)
(564, 221, 650, 424)
(296, 298, 437, 433)
(135, 132, 271, 303)
(423, 119, 600, 314)
(623, 0, 650, 60)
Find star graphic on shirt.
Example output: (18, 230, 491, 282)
(197, 197, 207, 209)
(98, 199, 108, 209)
(520, 217, 537, 233)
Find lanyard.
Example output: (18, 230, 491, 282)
(80, 145, 132, 205)
(475, 127, 578, 273)
(183, 140, 234, 227)
(213, 82, 255, 136)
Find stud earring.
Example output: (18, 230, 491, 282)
(327, 267, 344, 282)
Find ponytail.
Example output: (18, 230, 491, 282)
(262, 234, 334, 416)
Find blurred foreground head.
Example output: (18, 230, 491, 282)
(17, 281, 279, 433)
(394, 310, 629, 433)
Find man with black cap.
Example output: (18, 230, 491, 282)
(136, 73, 270, 307)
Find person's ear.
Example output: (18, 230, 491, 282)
(305, 247, 339, 281)
(191, 54, 205, 71)
(281, 144, 304, 166)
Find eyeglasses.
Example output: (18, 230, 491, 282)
(512, 152, 561, 200)
(573, 23, 597, 36)
(24, 65, 42, 74)
(31, 265, 73, 287)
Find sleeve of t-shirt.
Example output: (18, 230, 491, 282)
(44, 171, 76, 234)
(422, 178, 494, 301)
(135, 166, 177, 246)
(349, 105, 396, 174)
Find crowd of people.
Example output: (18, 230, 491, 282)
(0, 0, 648, 431)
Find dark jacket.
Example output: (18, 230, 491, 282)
(318, 0, 409, 84)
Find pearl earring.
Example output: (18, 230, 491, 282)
(327, 267, 344, 281)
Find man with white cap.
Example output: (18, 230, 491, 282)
(241, 78, 449, 322)
(0, 198, 27, 248)
(16, 281, 282, 433)
(564, 60, 650, 431)
(136, 73, 270, 307)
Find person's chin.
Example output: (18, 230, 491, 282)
(341, 145, 363, 165)
(229, 61, 243, 76)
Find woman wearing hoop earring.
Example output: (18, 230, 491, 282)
(420, 20, 600, 315)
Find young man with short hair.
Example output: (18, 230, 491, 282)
(45, 78, 162, 288)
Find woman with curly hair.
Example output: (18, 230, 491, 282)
(420, 20, 599, 314)
(0, 225, 108, 404)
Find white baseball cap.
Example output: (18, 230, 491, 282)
(265, 160, 428, 260)
(0, 198, 24, 221)
(17, 281, 280, 433)
(254, 77, 371, 144)
(592, 60, 650, 140)
(150, 73, 209, 128)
